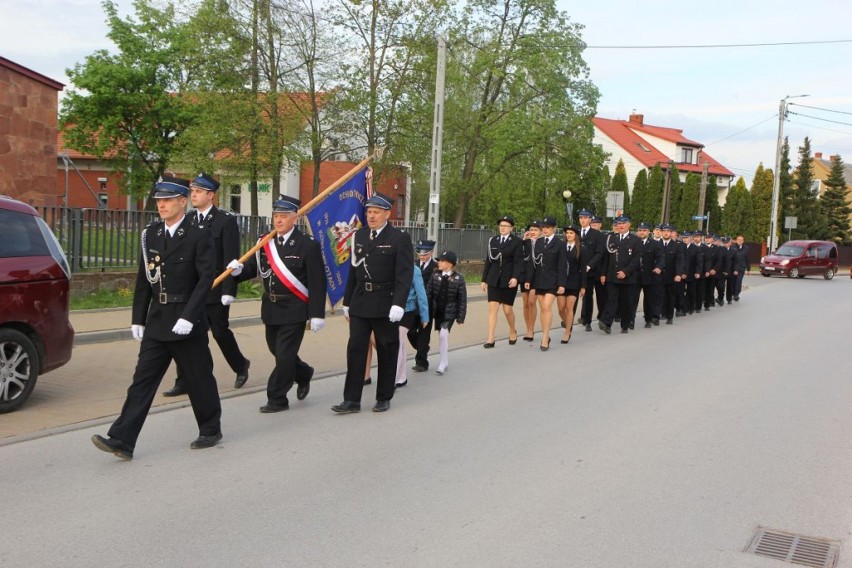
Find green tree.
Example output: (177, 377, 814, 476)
(630, 169, 650, 224)
(706, 175, 722, 235)
(750, 164, 773, 244)
(666, 165, 682, 228)
(60, 0, 234, 204)
(593, 165, 611, 216)
(647, 163, 664, 224)
(722, 177, 755, 238)
(674, 172, 700, 232)
(791, 137, 824, 239)
(819, 155, 852, 244)
(611, 160, 629, 219)
(777, 137, 794, 241)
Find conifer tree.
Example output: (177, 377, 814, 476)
(706, 175, 723, 234)
(750, 164, 774, 244)
(647, 164, 664, 224)
(675, 173, 700, 232)
(631, 169, 649, 224)
(722, 177, 750, 237)
(611, 159, 629, 218)
(820, 155, 852, 244)
(668, 165, 682, 229)
(791, 137, 824, 239)
(593, 166, 610, 217)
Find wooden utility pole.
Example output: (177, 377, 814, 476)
(697, 161, 709, 231)
(426, 36, 447, 242)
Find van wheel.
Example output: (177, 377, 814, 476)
(788, 267, 799, 278)
(762, 272, 771, 277)
(824, 268, 835, 280)
(0, 329, 39, 414)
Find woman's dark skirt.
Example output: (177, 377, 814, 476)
(487, 285, 518, 306)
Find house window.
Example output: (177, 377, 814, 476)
(230, 184, 241, 212)
(681, 148, 693, 164)
(810, 180, 821, 195)
(635, 142, 651, 152)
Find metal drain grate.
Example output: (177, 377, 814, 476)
(745, 528, 839, 568)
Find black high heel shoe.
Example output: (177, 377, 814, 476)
(560, 334, 572, 344)
(522, 335, 534, 342)
(483, 341, 496, 349)
(508, 332, 518, 345)
(540, 339, 550, 351)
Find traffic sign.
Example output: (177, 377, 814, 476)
(691, 215, 707, 221)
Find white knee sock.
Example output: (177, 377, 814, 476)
(396, 326, 408, 383)
(439, 328, 450, 371)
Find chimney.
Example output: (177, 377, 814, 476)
(830, 154, 840, 162)
(814, 152, 823, 159)
(628, 113, 644, 126)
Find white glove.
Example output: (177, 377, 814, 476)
(221, 294, 235, 306)
(310, 318, 325, 332)
(389, 305, 404, 322)
(227, 259, 243, 276)
(342, 306, 350, 319)
(171, 318, 193, 335)
(131, 324, 145, 341)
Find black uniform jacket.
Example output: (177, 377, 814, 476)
(601, 232, 642, 285)
(683, 243, 704, 280)
(132, 217, 215, 341)
(526, 235, 568, 290)
(191, 205, 240, 302)
(637, 237, 664, 285)
(579, 227, 605, 275)
(706, 244, 724, 275)
(418, 258, 437, 287)
(564, 244, 588, 291)
(343, 224, 414, 318)
(481, 234, 524, 287)
(237, 228, 326, 325)
(660, 239, 685, 283)
(427, 270, 467, 323)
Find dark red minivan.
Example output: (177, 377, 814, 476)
(0, 195, 74, 412)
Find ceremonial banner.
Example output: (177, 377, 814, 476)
(305, 167, 369, 307)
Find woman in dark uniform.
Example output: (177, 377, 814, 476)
(480, 215, 524, 348)
(520, 221, 541, 342)
(524, 217, 566, 351)
(557, 225, 587, 344)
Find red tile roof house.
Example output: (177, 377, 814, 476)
(593, 113, 735, 205)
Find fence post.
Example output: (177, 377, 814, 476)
(69, 208, 84, 273)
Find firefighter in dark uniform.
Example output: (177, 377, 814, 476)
(634, 222, 664, 327)
(523, 216, 566, 350)
(231, 196, 326, 412)
(480, 214, 524, 347)
(598, 215, 641, 334)
(163, 173, 250, 397)
(689, 230, 707, 314)
(716, 236, 733, 306)
(578, 209, 606, 331)
(408, 239, 436, 372)
(702, 233, 723, 310)
(333, 192, 414, 414)
(659, 224, 684, 324)
(92, 177, 222, 460)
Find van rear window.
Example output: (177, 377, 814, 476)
(0, 210, 51, 258)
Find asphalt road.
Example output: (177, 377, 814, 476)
(3, 275, 852, 567)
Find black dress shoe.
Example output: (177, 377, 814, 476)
(162, 384, 187, 397)
(190, 432, 223, 449)
(666, 318, 673, 324)
(483, 341, 496, 348)
(628, 322, 635, 330)
(331, 401, 361, 413)
(621, 328, 628, 334)
(395, 379, 408, 388)
(363, 377, 372, 385)
(598, 322, 611, 334)
(234, 359, 251, 389)
(260, 402, 289, 413)
(644, 322, 652, 328)
(372, 400, 390, 412)
(296, 365, 314, 400)
(652, 318, 660, 326)
(704, 307, 710, 312)
(91, 434, 133, 460)
(585, 324, 592, 332)
(411, 365, 427, 372)
(734, 295, 740, 301)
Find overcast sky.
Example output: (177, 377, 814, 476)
(3, 0, 852, 184)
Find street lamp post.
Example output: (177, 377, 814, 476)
(562, 189, 573, 224)
(769, 94, 808, 252)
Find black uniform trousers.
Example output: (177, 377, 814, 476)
(581, 273, 607, 324)
(685, 280, 700, 313)
(662, 282, 679, 320)
(407, 318, 432, 369)
(600, 282, 634, 330)
(264, 323, 312, 405)
(725, 275, 737, 302)
(174, 302, 248, 389)
(108, 334, 221, 447)
(693, 278, 705, 312)
(675, 281, 686, 314)
(640, 283, 663, 322)
(344, 315, 399, 404)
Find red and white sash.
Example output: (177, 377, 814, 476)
(263, 240, 309, 303)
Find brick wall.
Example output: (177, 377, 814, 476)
(299, 161, 407, 221)
(0, 61, 62, 206)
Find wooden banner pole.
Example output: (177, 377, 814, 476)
(211, 154, 374, 289)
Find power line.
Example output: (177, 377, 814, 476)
(787, 111, 852, 128)
(705, 114, 778, 146)
(787, 119, 852, 138)
(788, 102, 852, 117)
(585, 39, 852, 49)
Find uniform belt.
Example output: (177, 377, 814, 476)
(266, 292, 288, 302)
(158, 293, 188, 304)
(360, 281, 394, 292)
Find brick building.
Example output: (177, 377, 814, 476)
(0, 56, 64, 206)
